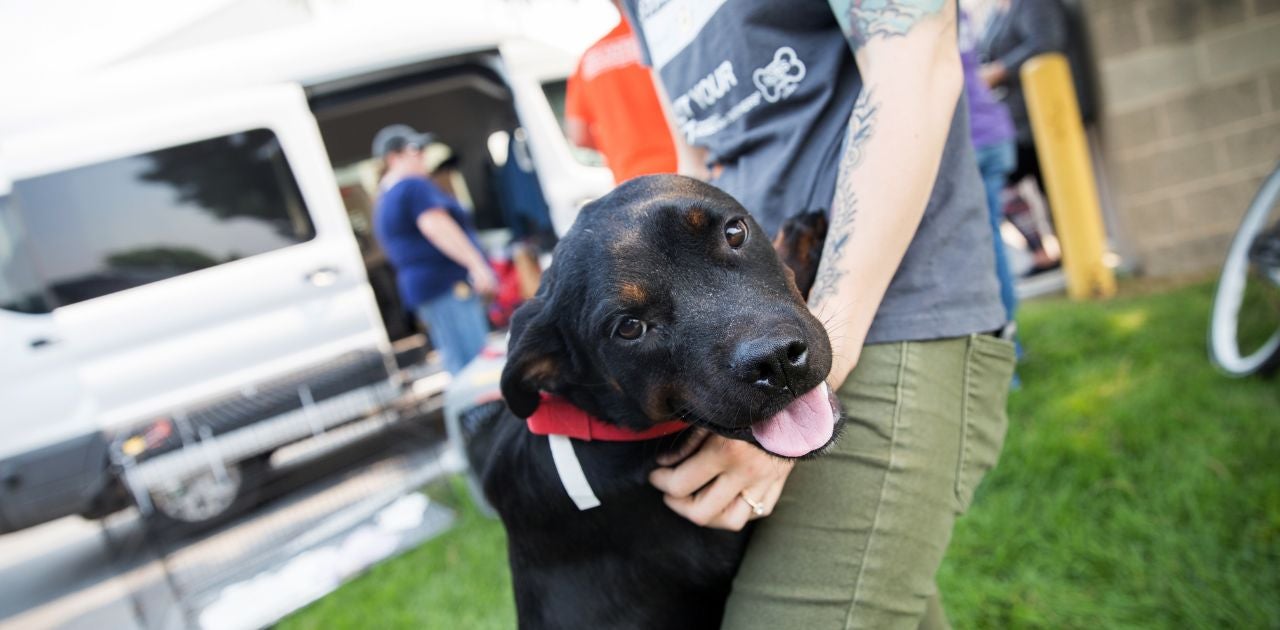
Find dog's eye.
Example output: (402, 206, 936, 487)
(725, 218, 748, 249)
(615, 317, 647, 341)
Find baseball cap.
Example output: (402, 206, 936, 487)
(371, 124, 436, 159)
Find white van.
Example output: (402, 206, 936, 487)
(0, 7, 612, 534)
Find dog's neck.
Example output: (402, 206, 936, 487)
(523, 394, 690, 512)
(548, 384, 672, 434)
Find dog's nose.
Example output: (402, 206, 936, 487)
(732, 337, 809, 392)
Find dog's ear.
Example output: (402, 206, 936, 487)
(773, 210, 828, 300)
(500, 296, 567, 418)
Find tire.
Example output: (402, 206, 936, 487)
(145, 456, 269, 533)
(1209, 163, 1280, 378)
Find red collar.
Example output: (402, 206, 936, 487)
(526, 394, 688, 441)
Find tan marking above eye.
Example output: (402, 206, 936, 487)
(686, 208, 707, 230)
(620, 283, 647, 304)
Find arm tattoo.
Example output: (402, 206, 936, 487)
(832, 0, 948, 51)
(808, 88, 879, 309)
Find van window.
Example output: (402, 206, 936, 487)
(0, 195, 52, 314)
(542, 79, 604, 168)
(10, 129, 315, 308)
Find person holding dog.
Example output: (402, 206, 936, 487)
(622, 1, 1016, 628)
(371, 124, 496, 375)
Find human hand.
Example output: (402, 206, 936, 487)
(469, 263, 498, 298)
(649, 429, 794, 532)
(980, 61, 1007, 88)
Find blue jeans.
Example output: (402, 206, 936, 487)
(416, 286, 489, 375)
(975, 141, 1018, 322)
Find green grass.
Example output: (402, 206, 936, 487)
(282, 280, 1279, 629)
(277, 478, 515, 630)
(939, 279, 1280, 628)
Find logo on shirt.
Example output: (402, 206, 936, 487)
(581, 36, 643, 81)
(636, 0, 672, 19)
(672, 60, 738, 122)
(667, 46, 811, 144)
(752, 47, 807, 103)
(637, 0, 728, 69)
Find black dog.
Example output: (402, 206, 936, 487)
(466, 175, 841, 629)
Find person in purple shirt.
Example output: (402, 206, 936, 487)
(962, 9, 1019, 332)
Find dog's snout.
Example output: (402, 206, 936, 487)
(732, 336, 810, 392)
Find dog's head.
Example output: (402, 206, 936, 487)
(500, 175, 839, 458)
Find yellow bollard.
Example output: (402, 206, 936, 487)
(1022, 53, 1117, 300)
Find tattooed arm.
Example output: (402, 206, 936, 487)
(811, 0, 963, 385)
(648, 0, 963, 533)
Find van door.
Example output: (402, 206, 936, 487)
(0, 187, 111, 532)
(0, 84, 395, 523)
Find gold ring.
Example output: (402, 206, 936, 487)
(740, 493, 766, 517)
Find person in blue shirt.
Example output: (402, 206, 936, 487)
(371, 125, 496, 374)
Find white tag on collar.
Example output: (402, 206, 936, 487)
(548, 434, 601, 511)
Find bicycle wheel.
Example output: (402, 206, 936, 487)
(1209, 162, 1280, 377)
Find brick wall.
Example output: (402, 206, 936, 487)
(1084, 0, 1280, 276)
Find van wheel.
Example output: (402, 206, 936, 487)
(146, 457, 267, 531)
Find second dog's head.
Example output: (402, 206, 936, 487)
(500, 175, 839, 458)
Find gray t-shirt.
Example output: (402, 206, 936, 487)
(623, 0, 1005, 343)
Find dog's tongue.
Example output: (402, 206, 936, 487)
(751, 383, 835, 457)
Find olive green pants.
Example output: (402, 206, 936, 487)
(722, 334, 1016, 630)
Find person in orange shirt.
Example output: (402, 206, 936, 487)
(565, 2, 677, 184)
